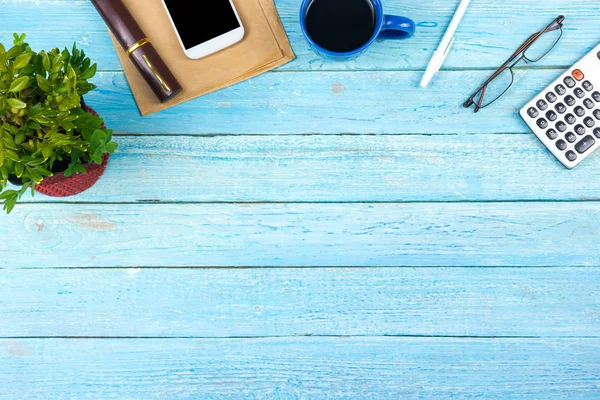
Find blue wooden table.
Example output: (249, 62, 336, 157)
(2, 0, 600, 398)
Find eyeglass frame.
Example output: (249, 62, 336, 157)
(463, 15, 565, 113)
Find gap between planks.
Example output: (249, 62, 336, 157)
(1, 335, 597, 340)
(1, 265, 595, 270)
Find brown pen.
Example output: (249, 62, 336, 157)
(90, 0, 182, 103)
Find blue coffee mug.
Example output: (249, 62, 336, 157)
(300, 0, 416, 61)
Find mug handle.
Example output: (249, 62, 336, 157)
(379, 15, 416, 39)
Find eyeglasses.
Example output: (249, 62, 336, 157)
(464, 15, 565, 113)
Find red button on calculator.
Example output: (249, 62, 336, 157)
(572, 69, 585, 81)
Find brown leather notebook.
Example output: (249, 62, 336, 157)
(108, 0, 295, 116)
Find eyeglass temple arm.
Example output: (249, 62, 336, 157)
(465, 16, 564, 107)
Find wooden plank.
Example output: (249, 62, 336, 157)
(2, 337, 599, 398)
(2, 202, 600, 268)
(9, 134, 600, 204)
(86, 69, 557, 134)
(1, 267, 599, 337)
(5, 0, 599, 71)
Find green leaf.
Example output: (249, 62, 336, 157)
(3, 123, 18, 134)
(7, 98, 26, 109)
(3, 194, 17, 214)
(30, 169, 43, 183)
(14, 162, 23, 177)
(19, 183, 30, 196)
(51, 53, 62, 66)
(0, 149, 4, 167)
(79, 63, 97, 80)
(4, 149, 19, 162)
(0, 190, 16, 200)
(37, 167, 52, 177)
(9, 76, 29, 92)
(36, 74, 51, 92)
(3, 136, 17, 150)
(6, 45, 23, 59)
(29, 103, 43, 117)
(51, 60, 64, 74)
(42, 145, 53, 159)
(26, 158, 46, 167)
(106, 141, 118, 153)
(14, 132, 25, 144)
(20, 64, 34, 75)
(42, 52, 51, 72)
(13, 51, 32, 70)
(0, 43, 5, 54)
(90, 129, 105, 147)
(54, 83, 67, 94)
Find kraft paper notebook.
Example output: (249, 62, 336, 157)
(108, 0, 295, 116)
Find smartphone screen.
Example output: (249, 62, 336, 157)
(164, 0, 241, 50)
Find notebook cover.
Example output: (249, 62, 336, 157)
(108, 0, 295, 116)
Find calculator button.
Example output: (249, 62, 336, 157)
(594, 127, 600, 138)
(574, 124, 586, 135)
(546, 129, 558, 140)
(555, 103, 567, 114)
(536, 99, 548, 110)
(575, 135, 596, 154)
(565, 114, 577, 125)
(565, 132, 577, 143)
(572, 69, 585, 81)
(574, 106, 586, 117)
(574, 88, 586, 98)
(545, 110, 558, 121)
(583, 81, 594, 91)
(593, 92, 600, 102)
(564, 76, 576, 88)
(556, 140, 568, 150)
(566, 150, 578, 162)
(556, 121, 567, 132)
(546, 92, 558, 103)
(584, 117, 596, 128)
(537, 118, 548, 129)
(594, 110, 600, 120)
(584, 99, 595, 109)
(527, 107, 539, 118)
(555, 84, 567, 95)
(564, 95, 576, 106)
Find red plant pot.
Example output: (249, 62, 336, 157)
(34, 105, 111, 198)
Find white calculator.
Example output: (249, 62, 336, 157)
(520, 43, 600, 169)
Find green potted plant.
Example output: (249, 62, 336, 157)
(0, 33, 117, 214)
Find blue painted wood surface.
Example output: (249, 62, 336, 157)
(2, 0, 600, 398)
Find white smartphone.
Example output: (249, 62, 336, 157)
(161, 0, 245, 59)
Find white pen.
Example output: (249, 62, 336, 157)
(420, 0, 472, 88)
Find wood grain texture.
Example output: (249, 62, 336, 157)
(4, 0, 599, 71)
(2, 267, 599, 338)
(10, 134, 600, 203)
(2, 0, 600, 396)
(86, 69, 556, 135)
(2, 337, 600, 399)
(4, 3, 596, 135)
(2, 202, 600, 268)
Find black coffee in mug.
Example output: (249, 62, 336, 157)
(305, 0, 376, 53)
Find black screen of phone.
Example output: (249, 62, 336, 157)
(164, 0, 241, 50)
